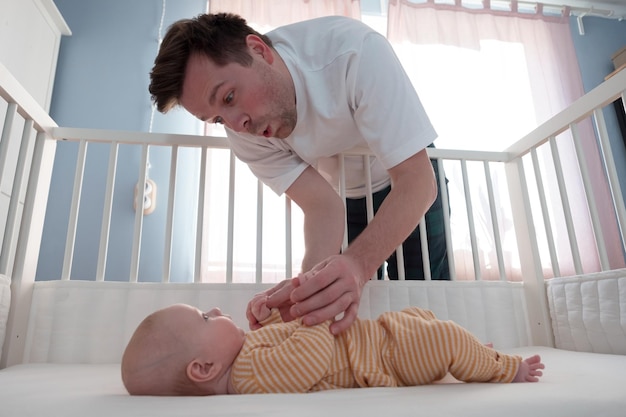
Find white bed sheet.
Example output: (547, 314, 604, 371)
(2, 346, 625, 417)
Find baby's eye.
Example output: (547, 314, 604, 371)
(202, 313, 209, 321)
(225, 91, 234, 104)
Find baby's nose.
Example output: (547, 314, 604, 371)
(207, 307, 222, 317)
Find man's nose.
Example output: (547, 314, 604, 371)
(224, 111, 249, 133)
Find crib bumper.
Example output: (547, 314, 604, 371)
(21, 279, 530, 364)
(546, 268, 626, 355)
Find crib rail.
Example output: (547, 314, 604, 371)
(38, 68, 626, 287)
(1, 61, 626, 365)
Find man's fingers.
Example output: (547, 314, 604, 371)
(297, 289, 354, 326)
(278, 306, 296, 323)
(266, 280, 295, 308)
(329, 302, 359, 334)
(290, 264, 340, 303)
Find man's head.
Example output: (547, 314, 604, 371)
(149, 13, 272, 113)
(149, 13, 296, 139)
(121, 304, 245, 396)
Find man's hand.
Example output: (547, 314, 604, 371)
(274, 254, 367, 335)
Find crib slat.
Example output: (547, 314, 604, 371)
(483, 161, 507, 281)
(593, 107, 626, 259)
(256, 179, 263, 284)
(339, 154, 348, 251)
(437, 159, 455, 280)
(285, 196, 292, 279)
(162, 145, 178, 283)
(62, 139, 88, 280)
(194, 146, 207, 283)
(363, 155, 374, 222)
(530, 147, 560, 278)
(362, 155, 383, 280)
(226, 150, 236, 283)
(0, 103, 17, 178)
(549, 137, 583, 275)
(0, 119, 34, 276)
(0, 103, 22, 273)
(95, 142, 118, 281)
(129, 144, 150, 283)
(570, 123, 609, 270)
(418, 216, 429, 280)
(461, 159, 481, 280)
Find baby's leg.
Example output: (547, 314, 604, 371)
(512, 355, 544, 382)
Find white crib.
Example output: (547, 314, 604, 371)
(0, 61, 626, 417)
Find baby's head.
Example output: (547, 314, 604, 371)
(121, 303, 246, 396)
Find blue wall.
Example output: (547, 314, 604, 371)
(569, 16, 626, 201)
(37, 0, 206, 282)
(35, 2, 626, 281)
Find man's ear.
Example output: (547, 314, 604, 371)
(246, 34, 274, 64)
(187, 360, 222, 383)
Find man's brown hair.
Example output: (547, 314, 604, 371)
(148, 13, 273, 113)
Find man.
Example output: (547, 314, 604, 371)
(149, 13, 448, 335)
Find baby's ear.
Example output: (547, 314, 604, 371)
(187, 360, 222, 383)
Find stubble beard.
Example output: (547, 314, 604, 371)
(257, 62, 297, 139)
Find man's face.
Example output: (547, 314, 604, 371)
(180, 37, 296, 139)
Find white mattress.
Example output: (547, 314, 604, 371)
(1, 346, 625, 417)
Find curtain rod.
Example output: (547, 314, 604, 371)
(512, 1, 624, 35)
(430, 0, 625, 19)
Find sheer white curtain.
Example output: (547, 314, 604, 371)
(209, 0, 361, 29)
(201, 1, 361, 283)
(387, 0, 623, 279)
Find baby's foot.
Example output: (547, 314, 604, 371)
(513, 355, 544, 382)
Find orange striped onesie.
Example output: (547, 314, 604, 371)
(230, 307, 521, 393)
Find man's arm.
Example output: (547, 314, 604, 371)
(287, 149, 437, 334)
(343, 149, 436, 278)
(245, 165, 345, 329)
(285, 165, 346, 272)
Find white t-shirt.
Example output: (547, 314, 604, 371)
(227, 16, 437, 198)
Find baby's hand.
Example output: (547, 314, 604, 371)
(249, 293, 272, 323)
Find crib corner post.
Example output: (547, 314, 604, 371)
(1, 136, 57, 368)
(504, 158, 555, 347)
(0, 280, 34, 368)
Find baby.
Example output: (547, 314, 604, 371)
(121, 297, 544, 395)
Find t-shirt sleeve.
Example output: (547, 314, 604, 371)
(347, 32, 438, 169)
(227, 130, 309, 196)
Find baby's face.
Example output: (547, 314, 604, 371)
(173, 305, 246, 363)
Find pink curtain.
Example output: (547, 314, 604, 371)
(209, 0, 361, 26)
(387, 0, 623, 279)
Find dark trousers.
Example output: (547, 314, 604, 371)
(346, 156, 450, 280)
